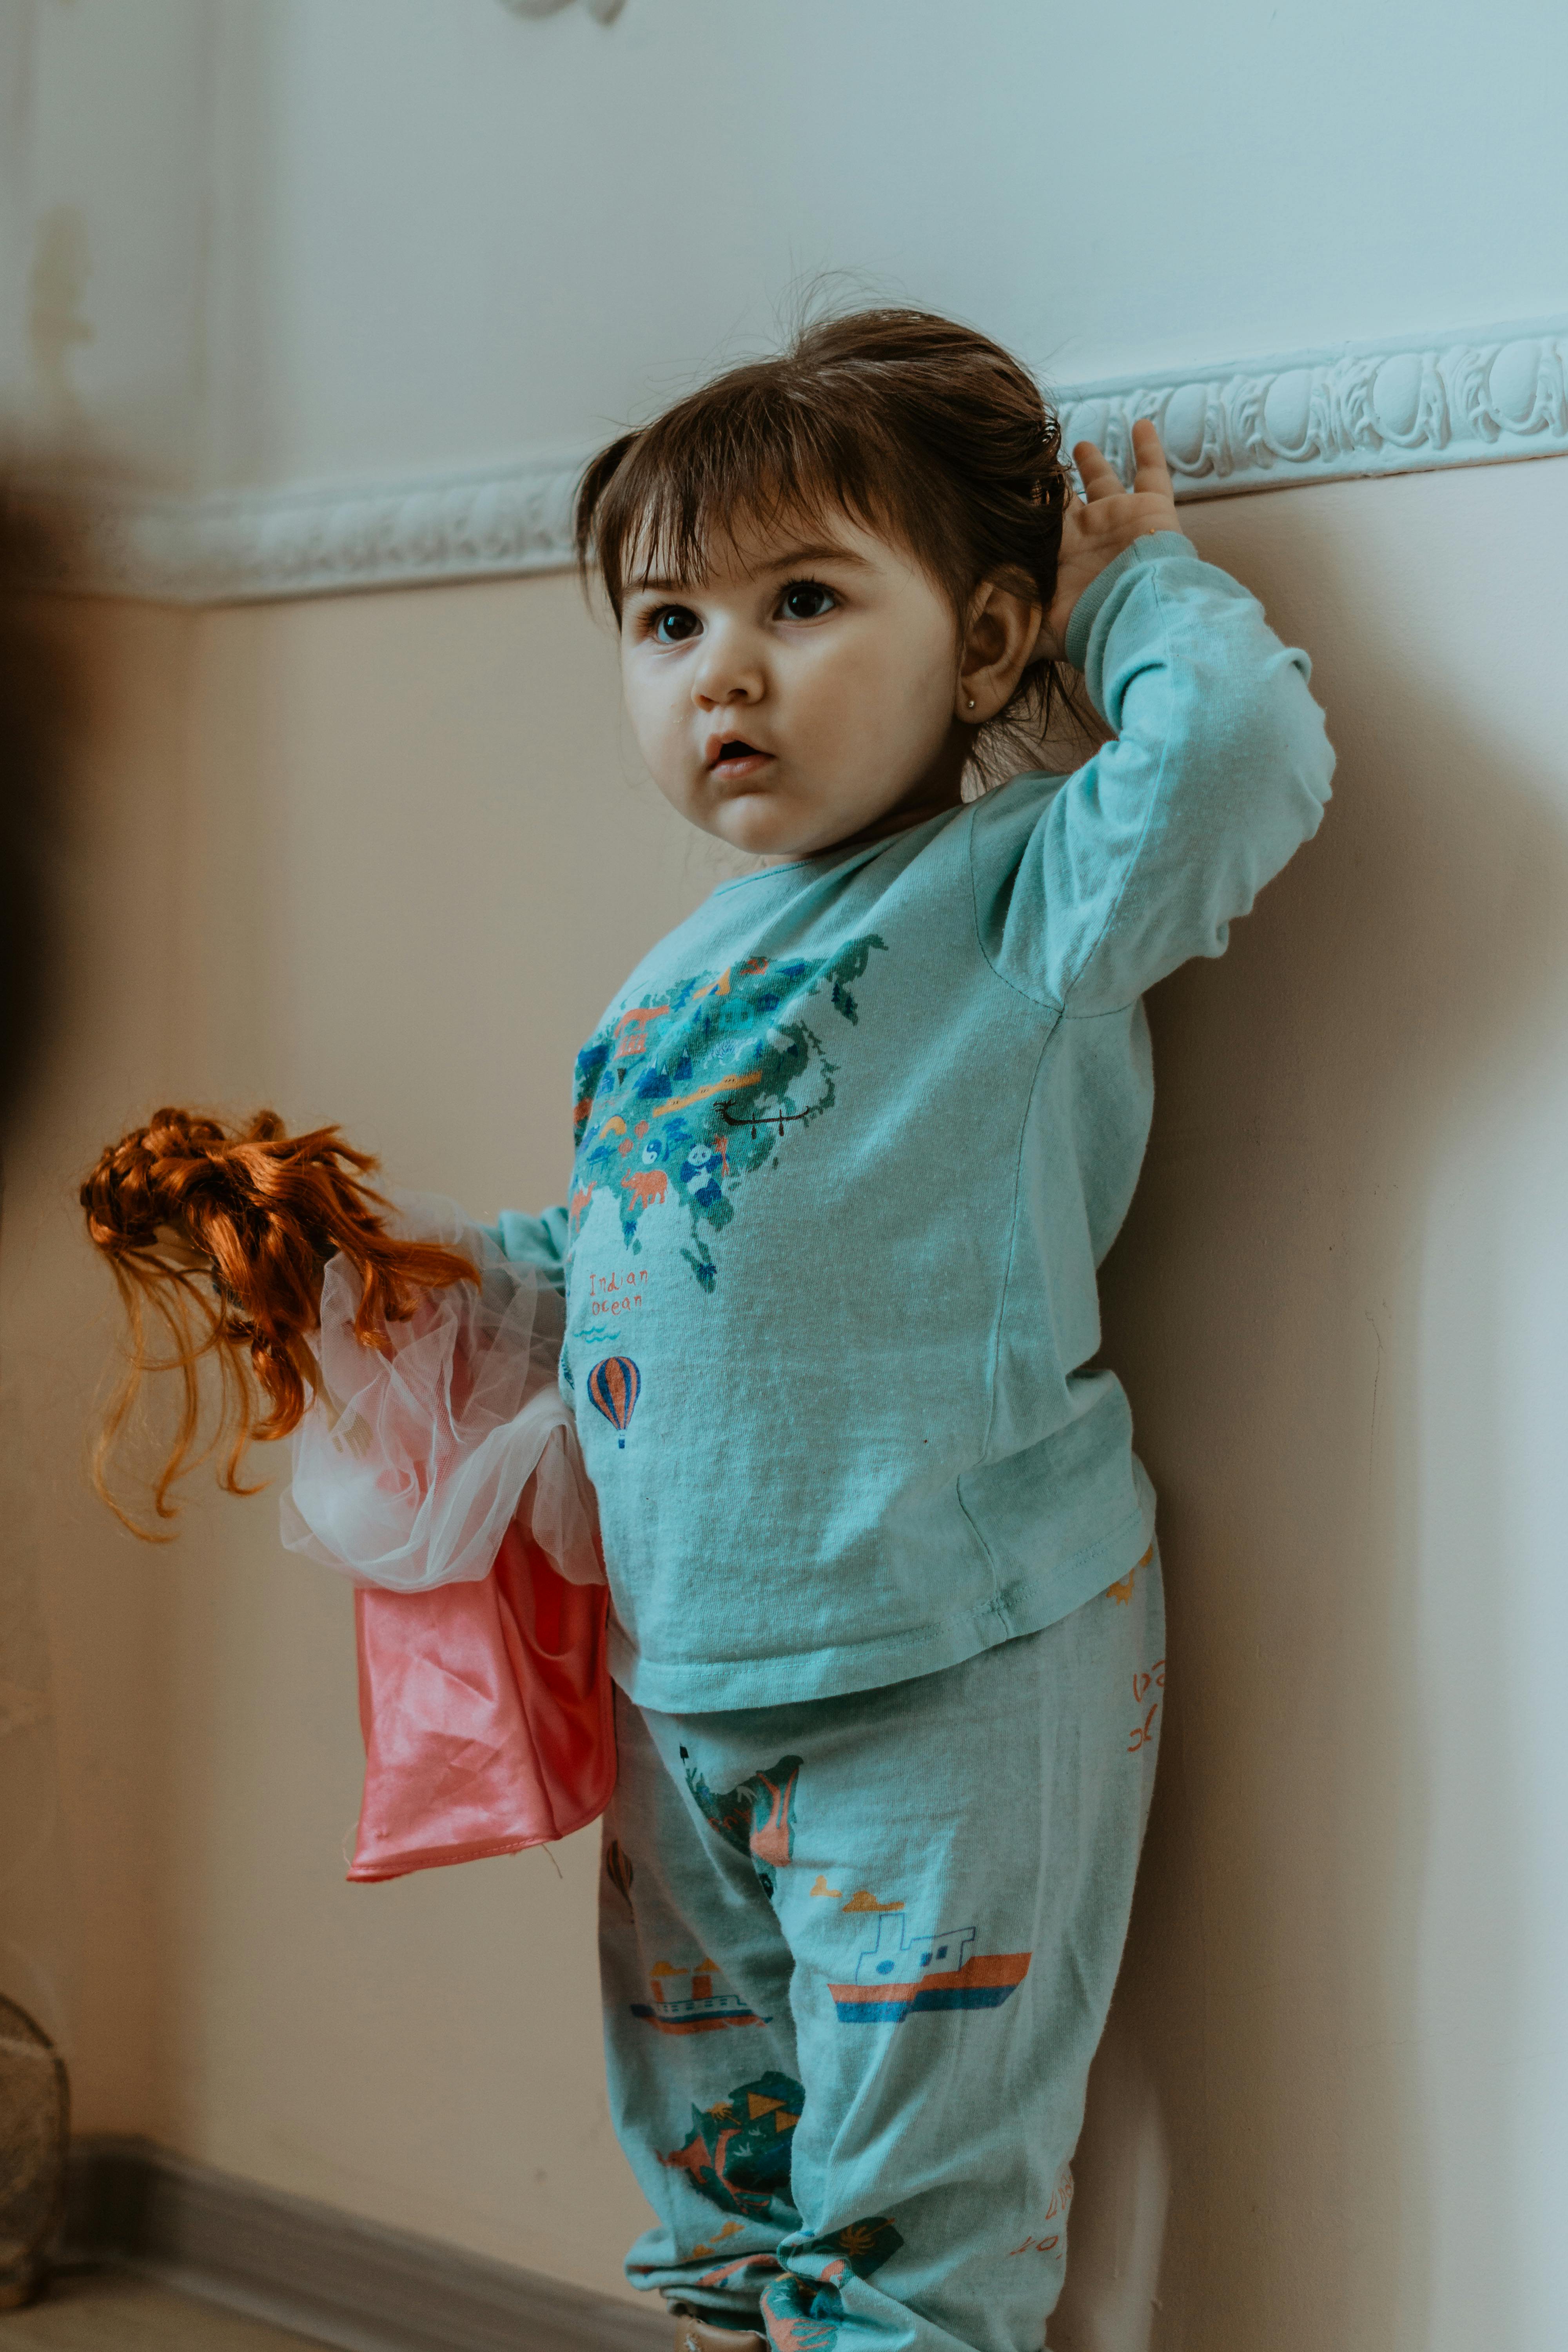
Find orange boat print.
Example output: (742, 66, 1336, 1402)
(631, 1958, 766, 2036)
(829, 1914, 1031, 2024)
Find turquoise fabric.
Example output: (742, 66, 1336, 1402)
(494, 535, 1332, 1711)
(598, 1551, 1165, 2348)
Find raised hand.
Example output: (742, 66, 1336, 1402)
(1038, 417, 1179, 660)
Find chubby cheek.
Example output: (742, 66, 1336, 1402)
(804, 639, 950, 804)
(623, 668, 693, 801)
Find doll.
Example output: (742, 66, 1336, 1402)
(81, 1106, 613, 1876)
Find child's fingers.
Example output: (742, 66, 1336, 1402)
(1076, 428, 1174, 510)
(1129, 417, 1174, 500)
(1072, 440, 1124, 503)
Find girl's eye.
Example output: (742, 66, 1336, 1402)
(649, 605, 701, 645)
(778, 580, 837, 622)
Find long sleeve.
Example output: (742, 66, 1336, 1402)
(487, 1203, 570, 1295)
(970, 532, 1334, 1013)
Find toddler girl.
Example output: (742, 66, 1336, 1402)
(483, 308, 1333, 2349)
(88, 304, 1333, 2352)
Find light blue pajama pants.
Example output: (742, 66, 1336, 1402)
(597, 1549, 1164, 2351)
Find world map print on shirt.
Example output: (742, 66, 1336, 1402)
(569, 935, 887, 1298)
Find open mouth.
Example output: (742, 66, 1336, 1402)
(708, 738, 773, 781)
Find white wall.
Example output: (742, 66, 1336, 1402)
(208, 0, 1565, 488)
(4, 0, 1566, 494)
(0, 0, 214, 483)
(1064, 452, 1568, 2352)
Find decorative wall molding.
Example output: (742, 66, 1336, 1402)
(498, 0, 626, 22)
(67, 452, 583, 606)
(1055, 318, 1568, 498)
(64, 2135, 668, 2352)
(51, 318, 1568, 605)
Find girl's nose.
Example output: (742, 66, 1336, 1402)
(690, 626, 762, 710)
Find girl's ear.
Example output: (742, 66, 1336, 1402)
(957, 580, 1043, 724)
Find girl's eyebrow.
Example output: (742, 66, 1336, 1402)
(629, 541, 873, 597)
(757, 542, 872, 572)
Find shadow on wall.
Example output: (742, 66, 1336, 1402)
(0, 475, 87, 2066)
(0, 481, 77, 1124)
(1051, 464, 1568, 2352)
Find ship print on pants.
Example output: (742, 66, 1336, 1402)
(829, 1911, 1031, 2024)
(630, 1956, 767, 2037)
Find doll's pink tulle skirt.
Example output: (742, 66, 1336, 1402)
(278, 1195, 615, 1881)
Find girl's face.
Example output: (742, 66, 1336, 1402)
(617, 511, 977, 861)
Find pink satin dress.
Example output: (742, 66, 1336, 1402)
(278, 1196, 616, 1881)
(350, 1517, 615, 1880)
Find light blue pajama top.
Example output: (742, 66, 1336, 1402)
(492, 533, 1334, 1711)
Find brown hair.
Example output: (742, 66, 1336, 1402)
(575, 305, 1102, 779)
(81, 1108, 477, 1537)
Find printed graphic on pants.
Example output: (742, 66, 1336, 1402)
(1007, 2163, 1075, 2259)
(631, 1956, 767, 2036)
(829, 1911, 1031, 2023)
(659, 2072, 804, 2224)
(682, 1749, 802, 1891)
(759, 2217, 904, 2350)
(693, 2240, 789, 2295)
(1128, 1656, 1165, 1754)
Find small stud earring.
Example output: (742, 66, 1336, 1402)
(967, 697, 976, 710)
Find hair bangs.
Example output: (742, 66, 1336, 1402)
(579, 376, 932, 621)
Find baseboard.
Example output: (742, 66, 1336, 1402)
(63, 2135, 669, 2352)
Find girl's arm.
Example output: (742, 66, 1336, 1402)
(976, 431, 1334, 1013)
(486, 1203, 570, 1294)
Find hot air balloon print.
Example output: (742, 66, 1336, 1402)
(588, 1354, 641, 1447)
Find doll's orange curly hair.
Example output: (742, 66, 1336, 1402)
(81, 1107, 476, 1537)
